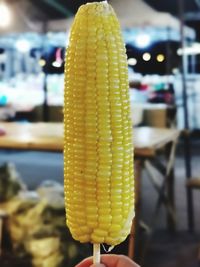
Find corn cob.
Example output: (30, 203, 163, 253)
(64, 1, 134, 246)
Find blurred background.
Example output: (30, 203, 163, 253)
(0, 0, 200, 267)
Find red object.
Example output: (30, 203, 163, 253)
(0, 128, 6, 136)
(140, 84, 148, 91)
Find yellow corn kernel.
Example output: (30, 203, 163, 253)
(64, 1, 134, 246)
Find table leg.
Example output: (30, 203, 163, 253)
(166, 165, 175, 230)
(142, 139, 177, 231)
(128, 159, 142, 260)
(132, 135, 179, 264)
(198, 246, 200, 262)
(165, 141, 176, 231)
(0, 218, 2, 256)
(128, 218, 135, 260)
(144, 160, 175, 230)
(0, 211, 8, 257)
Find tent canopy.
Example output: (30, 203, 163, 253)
(44, 0, 195, 40)
(0, 0, 196, 47)
(111, 0, 195, 40)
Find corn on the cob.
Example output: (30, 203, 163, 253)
(64, 1, 134, 246)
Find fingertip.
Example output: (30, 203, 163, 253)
(100, 254, 140, 267)
(75, 257, 93, 267)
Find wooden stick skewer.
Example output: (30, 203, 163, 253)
(93, 244, 101, 264)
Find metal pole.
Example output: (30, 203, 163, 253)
(43, 73, 49, 122)
(42, 21, 49, 122)
(178, 0, 194, 231)
(166, 27, 171, 78)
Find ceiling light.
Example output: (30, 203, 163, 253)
(52, 60, 62, 68)
(157, 54, 165, 62)
(39, 59, 46, 67)
(128, 58, 137, 66)
(142, 53, 151, 61)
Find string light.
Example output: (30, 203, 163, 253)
(0, 2, 12, 28)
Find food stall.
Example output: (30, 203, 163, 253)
(0, 1, 199, 267)
(0, 0, 196, 126)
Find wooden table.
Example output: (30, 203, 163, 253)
(0, 122, 179, 154)
(0, 122, 63, 151)
(134, 127, 179, 157)
(0, 122, 179, 225)
(0, 122, 179, 261)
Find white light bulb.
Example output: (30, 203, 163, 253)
(0, 3, 11, 28)
(142, 53, 151, 61)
